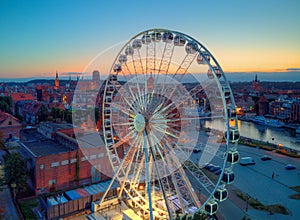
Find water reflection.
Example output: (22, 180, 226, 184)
(204, 119, 299, 151)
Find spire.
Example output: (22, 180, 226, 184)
(56, 70, 58, 79)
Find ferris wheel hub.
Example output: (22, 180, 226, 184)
(133, 113, 146, 132)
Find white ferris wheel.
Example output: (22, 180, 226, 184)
(96, 29, 240, 219)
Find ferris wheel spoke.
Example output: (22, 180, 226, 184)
(162, 141, 201, 207)
(112, 121, 134, 127)
(110, 102, 134, 117)
(119, 134, 143, 194)
(158, 42, 175, 74)
(127, 83, 144, 113)
(147, 136, 174, 219)
(132, 48, 144, 75)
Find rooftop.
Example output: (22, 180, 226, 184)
(21, 139, 70, 157)
(38, 122, 73, 131)
(20, 128, 72, 157)
(11, 92, 34, 102)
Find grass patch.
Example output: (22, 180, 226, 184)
(276, 149, 300, 158)
(290, 186, 300, 193)
(19, 198, 39, 220)
(289, 186, 300, 200)
(289, 194, 300, 200)
(233, 189, 289, 215)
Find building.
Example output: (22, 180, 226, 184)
(21, 101, 47, 124)
(92, 70, 100, 82)
(18, 123, 112, 195)
(36, 85, 43, 101)
(0, 111, 22, 139)
(252, 74, 263, 92)
(258, 95, 269, 116)
(290, 100, 300, 123)
(54, 72, 59, 90)
(11, 92, 35, 115)
(269, 99, 291, 121)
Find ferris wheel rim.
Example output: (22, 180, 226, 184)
(100, 28, 239, 218)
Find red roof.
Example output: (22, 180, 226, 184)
(22, 101, 42, 114)
(11, 93, 34, 102)
(0, 111, 19, 124)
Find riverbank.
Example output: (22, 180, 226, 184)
(239, 136, 300, 158)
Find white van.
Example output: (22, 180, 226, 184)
(239, 157, 255, 166)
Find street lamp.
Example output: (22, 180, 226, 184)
(11, 182, 16, 200)
(245, 194, 250, 212)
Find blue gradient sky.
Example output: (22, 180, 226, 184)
(0, 0, 299, 78)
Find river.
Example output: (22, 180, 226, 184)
(204, 119, 300, 151)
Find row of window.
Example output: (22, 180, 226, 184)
(40, 153, 106, 169)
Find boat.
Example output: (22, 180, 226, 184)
(251, 116, 284, 128)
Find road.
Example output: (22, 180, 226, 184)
(233, 145, 300, 219)
(0, 150, 20, 220)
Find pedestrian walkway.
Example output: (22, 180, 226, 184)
(0, 185, 20, 219)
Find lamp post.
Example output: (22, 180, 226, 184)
(245, 194, 250, 212)
(11, 182, 16, 200)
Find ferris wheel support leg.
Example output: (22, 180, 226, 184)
(143, 131, 154, 220)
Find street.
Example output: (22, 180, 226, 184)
(0, 150, 20, 220)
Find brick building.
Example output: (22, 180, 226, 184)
(0, 111, 22, 139)
(19, 123, 112, 195)
(258, 96, 269, 116)
(11, 92, 34, 115)
(291, 100, 300, 123)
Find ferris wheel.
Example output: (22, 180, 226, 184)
(96, 29, 240, 219)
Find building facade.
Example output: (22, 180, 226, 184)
(19, 123, 112, 195)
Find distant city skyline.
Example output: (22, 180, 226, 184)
(0, 0, 300, 78)
(1, 71, 300, 83)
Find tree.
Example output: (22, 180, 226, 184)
(0, 96, 12, 113)
(4, 153, 28, 193)
(0, 131, 4, 150)
(51, 107, 62, 119)
(39, 104, 48, 122)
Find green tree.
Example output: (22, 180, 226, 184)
(39, 104, 48, 122)
(4, 153, 28, 193)
(0, 131, 4, 150)
(0, 96, 12, 113)
(51, 107, 62, 119)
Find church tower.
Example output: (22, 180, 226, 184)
(54, 71, 60, 90)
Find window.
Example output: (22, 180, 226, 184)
(98, 153, 104, 158)
(8, 121, 12, 125)
(61, 160, 69, 165)
(40, 164, 44, 169)
(49, 179, 56, 185)
(70, 158, 77, 163)
(51, 162, 59, 167)
(81, 156, 87, 162)
(90, 155, 96, 160)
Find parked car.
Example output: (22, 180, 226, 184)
(193, 148, 201, 153)
(204, 163, 214, 170)
(239, 157, 255, 166)
(209, 165, 221, 172)
(214, 169, 222, 175)
(261, 155, 272, 161)
(285, 164, 296, 170)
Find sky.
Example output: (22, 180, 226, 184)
(0, 0, 300, 79)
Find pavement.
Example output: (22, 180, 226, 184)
(0, 150, 20, 220)
(228, 144, 300, 220)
